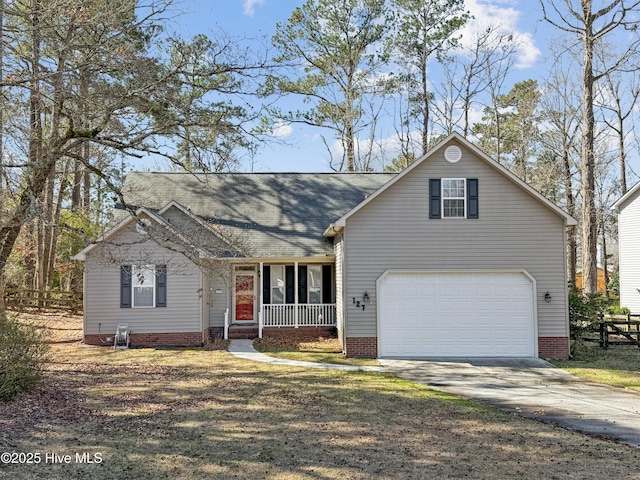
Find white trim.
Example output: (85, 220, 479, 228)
(157, 200, 243, 255)
(441, 178, 466, 219)
(375, 269, 539, 358)
(73, 206, 211, 261)
(612, 180, 640, 211)
(131, 264, 156, 308)
(332, 132, 577, 228)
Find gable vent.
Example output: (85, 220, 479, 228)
(444, 145, 462, 164)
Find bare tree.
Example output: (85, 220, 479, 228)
(595, 49, 640, 196)
(539, 53, 582, 284)
(432, 25, 518, 137)
(540, 0, 640, 294)
(0, 0, 271, 288)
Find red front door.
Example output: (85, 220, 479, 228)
(235, 274, 255, 321)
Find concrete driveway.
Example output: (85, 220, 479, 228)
(380, 357, 640, 448)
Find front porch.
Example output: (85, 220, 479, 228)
(222, 303, 337, 339)
(218, 261, 337, 340)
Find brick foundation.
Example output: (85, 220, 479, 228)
(263, 326, 336, 340)
(84, 332, 203, 348)
(538, 336, 570, 360)
(345, 337, 377, 358)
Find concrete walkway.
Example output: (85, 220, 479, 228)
(228, 339, 385, 372)
(380, 357, 640, 448)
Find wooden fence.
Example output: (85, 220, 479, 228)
(593, 314, 640, 348)
(5, 288, 82, 313)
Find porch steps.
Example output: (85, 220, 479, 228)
(228, 326, 259, 339)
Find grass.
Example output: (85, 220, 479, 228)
(253, 336, 380, 367)
(552, 342, 640, 391)
(2, 312, 640, 479)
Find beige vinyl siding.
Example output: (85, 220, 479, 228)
(344, 142, 569, 339)
(84, 223, 202, 335)
(619, 188, 640, 314)
(208, 263, 232, 327)
(334, 233, 345, 343)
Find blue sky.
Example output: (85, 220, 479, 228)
(158, 1, 563, 173)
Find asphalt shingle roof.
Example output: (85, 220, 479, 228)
(122, 172, 396, 258)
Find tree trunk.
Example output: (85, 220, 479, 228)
(601, 220, 609, 297)
(420, 64, 429, 156)
(580, 12, 598, 295)
(346, 122, 355, 172)
(618, 111, 627, 195)
(564, 149, 577, 284)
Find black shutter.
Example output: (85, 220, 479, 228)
(285, 265, 295, 304)
(120, 265, 132, 308)
(322, 265, 332, 303)
(467, 178, 479, 219)
(262, 266, 271, 304)
(156, 265, 167, 307)
(298, 266, 308, 304)
(429, 178, 441, 219)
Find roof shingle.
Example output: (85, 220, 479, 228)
(122, 172, 396, 258)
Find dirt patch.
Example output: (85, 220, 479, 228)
(9, 310, 83, 344)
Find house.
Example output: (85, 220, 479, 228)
(575, 268, 608, 294)
(74, 133, 576, 359)
(612, 181, 640, 314)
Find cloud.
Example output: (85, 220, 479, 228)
(461, 0, 541, 69)
(243, 0, 265, 17)
(272, 122, 293, 138)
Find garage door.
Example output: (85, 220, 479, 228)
(378, 272, 535, 357)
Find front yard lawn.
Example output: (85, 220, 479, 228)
(3, 312, 640, 479)
(552, 343, 640, 392)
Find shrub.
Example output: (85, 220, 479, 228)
(606, 304, 631, 316)
(568, 286, 610, 357)
(0, 312, 49, 401)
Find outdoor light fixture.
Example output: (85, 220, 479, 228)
(363, 292, 370, 304)
(544, 292, 552, 303)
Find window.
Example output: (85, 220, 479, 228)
(442, 178, 466, 218)
(120, 264, 166, 308)
(430, 178, 479, 220)
(262, 264, 333, 304)
(270, 265, 285, 304)
(132, 265, 155, 307)
(308, 265, 322, 304)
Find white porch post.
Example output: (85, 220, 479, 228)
(224, 308, 229, 340)
(294, 261, 299, 328)
(259, 262, 264, 338)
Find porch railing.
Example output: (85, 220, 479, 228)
(262, 303, 336, 328)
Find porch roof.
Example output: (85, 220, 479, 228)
(119, 172, 396, 258)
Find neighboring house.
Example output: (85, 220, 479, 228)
(575, 268, 608, 295)
(74, 133, 576, 359)
(613, 182, 640, 314)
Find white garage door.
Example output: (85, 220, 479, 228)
(378, 272, 535, 357)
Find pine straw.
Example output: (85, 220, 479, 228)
(3, 312, 640, 479)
